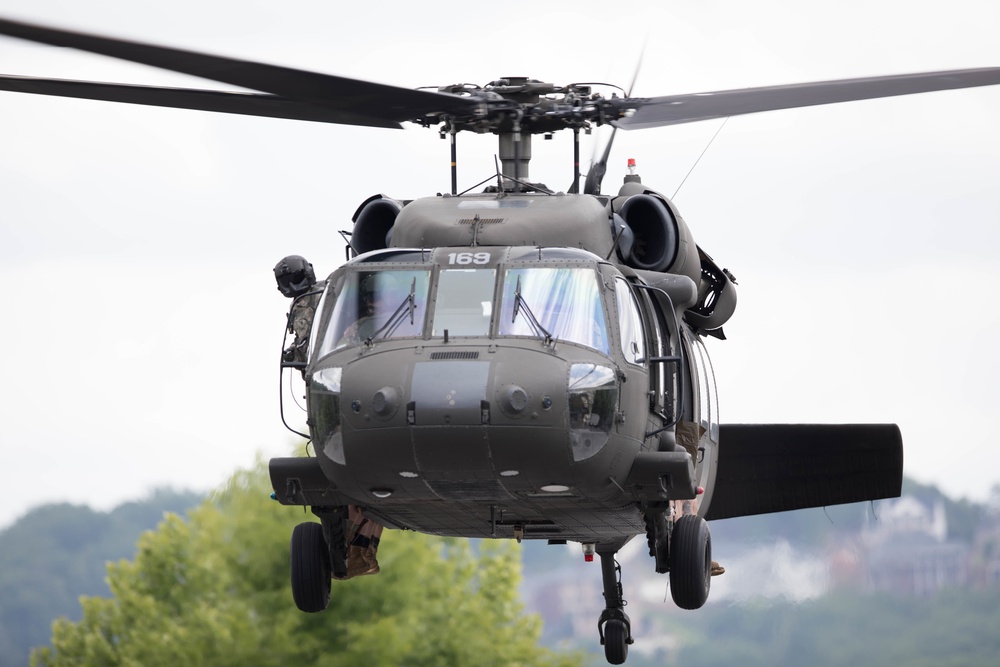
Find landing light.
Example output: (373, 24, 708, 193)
(540, 484, 570, 493)
(371, 488, 393, 498)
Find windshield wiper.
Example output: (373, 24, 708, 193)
(365, 278, 417, 346)
(512, 277, 553, 345)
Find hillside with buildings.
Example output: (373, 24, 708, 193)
(3, 480, 996, 666)
(521, 481, 1000, 664)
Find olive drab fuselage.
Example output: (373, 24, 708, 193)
(283, 180, 739, 544)
(270, 183, 901, 657)
(301, 243, 715, 542)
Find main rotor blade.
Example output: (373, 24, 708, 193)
(617, 68, 1000, 130)
(0, 75, 402, 127)
(0, 75, 402, 129)
(0, 16, 475, 126)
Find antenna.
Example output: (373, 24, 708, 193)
(672, 118, 729, 200)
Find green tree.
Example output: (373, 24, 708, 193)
(0, 489, 202, 667)
(32, 459, 581, 667)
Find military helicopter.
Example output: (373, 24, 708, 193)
(2, 15, 998, 664)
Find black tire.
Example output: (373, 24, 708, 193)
(669, 514, 711, 610)
(290, 521, 331, 612)
(603, 618, 629, 665)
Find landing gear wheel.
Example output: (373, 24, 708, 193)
(603, 618, 629, 665)
(596, 550, 633, 664)
(290, 521, 331, 612)
(669, 514, 711, 610)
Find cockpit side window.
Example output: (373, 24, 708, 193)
(635, 287, 673, 417)
(614, 278, 646, 365)
(314, 268, 431, 356)
(689, 333, 719, 444)
(497, 267, 609, 353)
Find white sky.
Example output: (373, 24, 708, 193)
(1, 0, 998, 529)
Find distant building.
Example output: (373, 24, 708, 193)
(968, 512, 1000, 588)
(862, 496, 968, 596)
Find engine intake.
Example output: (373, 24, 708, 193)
(617, 194, 676, 272)
(351, 195, 402, 256)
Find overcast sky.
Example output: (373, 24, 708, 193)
(1, 0, 998, 529)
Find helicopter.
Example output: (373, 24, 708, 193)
(2, 14, 998, 665)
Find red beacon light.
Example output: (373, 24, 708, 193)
(624, 158, 641, 184)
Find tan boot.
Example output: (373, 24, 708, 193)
(345, 544, 371, 579)
(360, 545, 380, 575)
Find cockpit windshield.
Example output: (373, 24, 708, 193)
(432, 268, 496, 337)
(314, 269, 431, 357)
(498, 267, 609, 353)
(311, 262, 611, 359)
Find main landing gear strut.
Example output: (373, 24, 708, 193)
(595, 512, 713, 664)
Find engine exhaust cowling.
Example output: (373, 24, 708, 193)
(351, 195, 402, 256)
(686, 249, 738, 333)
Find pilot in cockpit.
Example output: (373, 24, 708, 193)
(340, 273, 391, 344)
(340, 272, 421, 345)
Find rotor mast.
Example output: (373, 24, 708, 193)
(498, 130, 531, 187)
(493, 77, 540, 189)
(472, 78, 614, 191)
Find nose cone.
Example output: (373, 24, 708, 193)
(326, 345, 604, 505)
(410, 360, 491, 425)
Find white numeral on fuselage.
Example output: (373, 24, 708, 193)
(447, 252, 491, 265)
